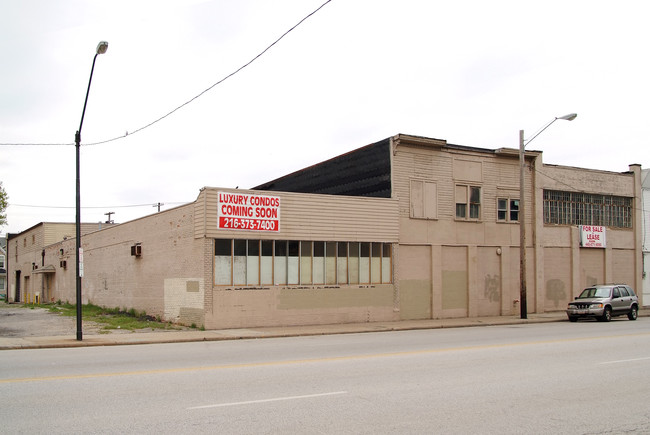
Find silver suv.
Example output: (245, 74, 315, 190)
(566, 284, 639, 322)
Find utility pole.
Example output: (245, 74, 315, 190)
(153, 202, 164, 212)
(104, 211, 115, 224)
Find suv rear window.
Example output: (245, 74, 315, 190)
(579, 288, 611, 298)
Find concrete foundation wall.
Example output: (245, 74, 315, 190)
(206, 285, 396, 329)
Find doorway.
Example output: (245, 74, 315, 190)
(15, 270, 21, 302)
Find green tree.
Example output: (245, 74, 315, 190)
(0, 181, 8, 227)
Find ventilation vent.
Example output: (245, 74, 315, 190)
(131, 244, 142, 257)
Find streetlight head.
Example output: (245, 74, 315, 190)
(96, 41, 109, 55)
(558, 113, 577, 121)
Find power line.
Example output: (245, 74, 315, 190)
(0, 0, 333, 148)
(8, 202, 187, 210)
(0, 142, 71, 147)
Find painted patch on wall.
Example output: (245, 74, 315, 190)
(442, 271, 468, 310)
(164, 278, 204, 323)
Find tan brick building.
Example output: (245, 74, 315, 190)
(6, 134, 644, 329)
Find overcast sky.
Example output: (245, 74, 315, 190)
(1, 0, 648, 236)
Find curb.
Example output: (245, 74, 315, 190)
(2, 309, 647, 351)
(0, 313, 571, 350)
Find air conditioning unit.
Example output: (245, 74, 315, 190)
(60, 260, 67, 269)
(131, 244, 142, 257)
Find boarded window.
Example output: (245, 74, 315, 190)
(381, 243, 392, 284)
(326, 242, 337, 285)
(337, 242, 348, 284)
(288, 241, 299, 285)
(313, 241, 325, 284)
(233, 240, 247, 285)
(349, 242, 360, 284)
(247, 240, 259, 285)
(274, 241, 287, 285)
(300, 241, 312, 284)
(261, 240, 273, 285)
(360, 242, 370, 283)
(411, 180, 438, 219)
(214, 239, 232, 285)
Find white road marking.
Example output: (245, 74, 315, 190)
(187, 391, 348, 410)
(598, 356, 650, 365)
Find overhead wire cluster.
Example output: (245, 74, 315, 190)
(0, 0, 332, 148)
(9, 202, 186, 210)
(1, 0, 333, 214)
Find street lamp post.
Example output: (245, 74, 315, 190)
(519, 113, 576, 319)
(75, 41, 108, 340)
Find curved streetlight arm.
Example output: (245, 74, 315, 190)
(76, 53, 99, 144)
(523, 113, 577, 149)
(76, 41, 109, 144)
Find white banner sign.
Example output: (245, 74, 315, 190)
(579, 225, 606, 248)
(217, 192, 280, 232)
(79, 248, 84, 277)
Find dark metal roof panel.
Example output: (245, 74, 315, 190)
(253, 138, 392, 198)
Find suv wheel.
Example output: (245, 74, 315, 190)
(628, 306, 638, 321)
(600, 307, 612, 322)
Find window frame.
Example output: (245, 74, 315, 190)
(410, 179, 438, 220)
(456, 184, 482, 221)
(543, 190, 633, 228)
(497, 197, 519, 223)
(213, 239, 393, 287)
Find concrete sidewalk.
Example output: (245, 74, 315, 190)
(0, 311, 580, 350)
(3, 309, 648, 350)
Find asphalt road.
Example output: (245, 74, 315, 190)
(2, 318, 649, 434)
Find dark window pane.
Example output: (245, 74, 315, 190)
(275, 240, 287, 256)
(470, 187, 481, 204)
(338, 242, 348, 257)
(301, 241, 312, 258)
(262, 240, 273, 256)
(360, 242, 370, 258)
(234, 239, 246, 256)
(248, 240, 259, 256)
(371, 242, 381, 257)
(288, 241, 299, 257)
(314, 241, 325, 257)
(215, 239, 231, 256)
(510, 199, 519, 221)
